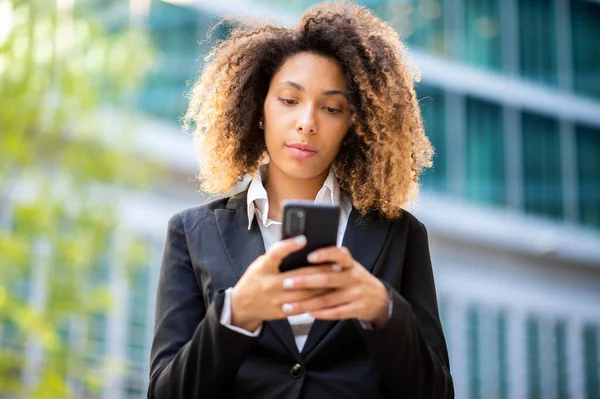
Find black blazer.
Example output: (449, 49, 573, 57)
(148, 189, 453, 399)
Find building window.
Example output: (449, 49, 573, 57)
(583, 324, 599, 399)
(465, 306, 508, 399)
(124, 264, 151, 397)
(139, 1, 202, 122)
(467, 306, 481, 399)
(83, 254, 110, 398)
(383, 0, 446, 55)
(526, 316, 542, 399)
(554, 320, 569, 399)
(497, 311, 508, 399)
(518, 0, 558, 86)
(571, 0, 600, 99)
(417, 84, 447, 192)
(522, 112, 562, 219)
(576, 124, 600, 229)
(464, 0, 501, 70)
(465, 98, 505, 206)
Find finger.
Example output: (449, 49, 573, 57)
(281, 270, 352, 290)
(306, 246, 354, 268)
(275, 290, 331, 318)
(279, 264, 335, 279)
(262, 235, 307, 271)
(283, 288, 355, 315)
(309, 301, 364, 320)
(267, 265, 333, 289)
(276, 288, 332, 305)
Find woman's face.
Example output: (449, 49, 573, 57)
(262, 52, 352, 181)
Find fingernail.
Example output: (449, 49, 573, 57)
(307, 253, 318, 262)
(332, 263, 342, 272)
(295, 235, 306, 244)
(282, 278, 294, 289)
(282, 303, 293, 313)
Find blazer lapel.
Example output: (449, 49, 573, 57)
(214, 189, 263, 279)
(214, 189, 301, 361)
(301, 207, 391, 358)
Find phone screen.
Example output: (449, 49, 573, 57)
(279, 201, 340, 272)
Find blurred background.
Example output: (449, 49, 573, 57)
(0, 0, 599, 398)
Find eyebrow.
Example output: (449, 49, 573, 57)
(278, 81, 348, 99)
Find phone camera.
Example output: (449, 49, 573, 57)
(286, 209, 305, 236)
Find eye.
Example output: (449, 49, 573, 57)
(323, 106, 342, 114)
(277, 97, 297, 105)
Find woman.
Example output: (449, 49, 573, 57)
(148, 2, 453, 398)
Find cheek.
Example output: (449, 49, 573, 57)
(262, 100, 280, 149)
(263, 96, 291, 125)
(325, 121, 350, 150)
(263, 100, 291, 142)
(263, 97, 277, 120)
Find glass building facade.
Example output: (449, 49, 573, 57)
(137, 0, 600, 228)
(131, 1, 600, 398)
(128, 0, 600, 397)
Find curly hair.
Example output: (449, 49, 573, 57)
(183, 1, 434, 220)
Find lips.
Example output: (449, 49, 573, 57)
(285, 142, 318, 159)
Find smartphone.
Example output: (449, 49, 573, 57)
(279, 200, 340, 272)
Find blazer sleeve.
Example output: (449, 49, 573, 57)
(355, 221, 454, 398)
(147, 212, 260, 399)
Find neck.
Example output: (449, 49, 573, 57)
(264, 163, 329, 222)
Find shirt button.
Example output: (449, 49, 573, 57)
(290, 363, 303, 379)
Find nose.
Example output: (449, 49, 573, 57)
(295, 105, 317, 135)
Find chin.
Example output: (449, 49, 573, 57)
(285, 164, 325, 180)
(276, 157, 329, 181)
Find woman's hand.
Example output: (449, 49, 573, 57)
(279, 246, 391, 328)
(230, 235, 332, 332)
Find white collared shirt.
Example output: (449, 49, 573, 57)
(220, 163, 353, 352)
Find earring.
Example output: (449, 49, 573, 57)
(259, 120, 264, 129)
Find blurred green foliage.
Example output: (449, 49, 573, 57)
(0, 0, 162, 397)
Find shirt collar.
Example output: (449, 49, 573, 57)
(246, 164, 340, 230)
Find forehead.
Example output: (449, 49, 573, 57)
(272, 52, 347, 90)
